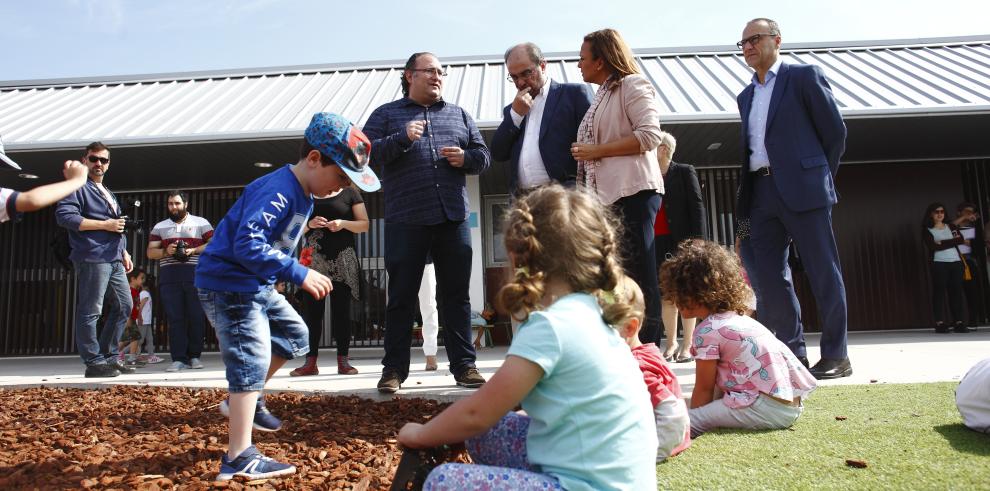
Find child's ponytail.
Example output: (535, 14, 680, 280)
(496, 200, 546, 321)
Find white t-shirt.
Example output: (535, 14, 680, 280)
(929, 227, 961, 263)
(139, 290, 152, 325)
(958, 226, 976, 255)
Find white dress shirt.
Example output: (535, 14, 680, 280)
(747, 58, 783, 172)
(510, 77, 552, 189)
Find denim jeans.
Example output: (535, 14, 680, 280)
(383, 220, 476, 381)
(198, 285, 308, 392)
(74, 260, 133, 366)
(160, 280, 206, 364)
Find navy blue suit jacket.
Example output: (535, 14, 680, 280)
(490, 80, 593, 192)
(736, 63, 846, 216)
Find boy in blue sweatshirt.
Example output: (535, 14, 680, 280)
(195, 113, 380, 481)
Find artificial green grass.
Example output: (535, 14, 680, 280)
(658, 382, 990, 490)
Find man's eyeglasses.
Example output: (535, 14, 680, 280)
(411, 68, 448, 78)
(507, 67, 537, 83)
(87, 155, 109, 164)
(736, 33, 776, 49)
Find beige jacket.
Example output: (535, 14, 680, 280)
(589, 74, 664, 204)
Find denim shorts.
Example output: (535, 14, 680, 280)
(198, 286, 309, 392)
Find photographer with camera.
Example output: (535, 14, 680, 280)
(147, 190, 214, 372)
(55, 141, 137, 378)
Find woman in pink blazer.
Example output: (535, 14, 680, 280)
(572, 28, 665, 344)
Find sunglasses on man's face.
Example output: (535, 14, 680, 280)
(87, 155, 110, 164)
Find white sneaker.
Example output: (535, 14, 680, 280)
(165, 361, 190, 372)
(190, 358, 204, 369)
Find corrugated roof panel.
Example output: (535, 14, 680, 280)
(124, 80, 209, 137)
(826, 51, 927, 107)
(892, 48, 990, 102)
(295, 71, 345, 125)
(1, 38, 988, 150)
(798, 52, 881, 109)
(216, 75, 288, 133)
(20, 84, 124, 142)
(172, 78, 244, 134)
(478, 63, 507, 122)
(354, 69, 398, 127)
(195, 77, 270, 134)
(67, 82, 150, 140)
(0, 87, 80, 140)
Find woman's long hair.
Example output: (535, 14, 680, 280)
(583, 28, 640, 78)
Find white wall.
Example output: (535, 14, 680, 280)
(467, 175, 484, 313)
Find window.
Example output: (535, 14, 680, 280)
(484, 195, 511, 267)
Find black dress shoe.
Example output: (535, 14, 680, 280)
(809, 357, 852, 380)
(954, 322, 976, 333)
(797, 356, 810, 370)
(108, 359, 136, 374)
(84, 363, 121, 378)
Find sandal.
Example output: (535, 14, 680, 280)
(674, 353, 695, 363)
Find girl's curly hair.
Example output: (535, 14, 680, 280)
(659, 240, 752, 315)
(495, 185, 633, 327)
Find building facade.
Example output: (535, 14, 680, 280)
(1, 36, 988, 355)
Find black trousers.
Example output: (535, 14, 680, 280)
(614, 190, 662, 344)
(300, 281, 352, 357)
(931, 261, 965, 324)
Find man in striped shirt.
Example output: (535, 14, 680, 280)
(147, 190, 214, 372)
(364, 51, 491, 393)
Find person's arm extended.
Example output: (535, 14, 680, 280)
(398, 355, 542, 447)
(147, 236, 166, 260)
(230, 191, 310, 286)
(571, 76, 662, 160)
(15, 161, 88, 212)
(339, 202, 370, 233)
(458, 110, 491, 175)
(489, 105, 521, 162)
(690, 359, 719, 409)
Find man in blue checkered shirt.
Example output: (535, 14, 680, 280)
(364, 52, 491, 393)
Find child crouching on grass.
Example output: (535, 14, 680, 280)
(614, 275, 691, 461)
(658, 240, 817, 438)
(397, 184, 658, 490)
(194, 112, 380, 481)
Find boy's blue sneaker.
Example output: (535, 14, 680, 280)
(217, 445, 295, 481)
(218, 397, 283, 432)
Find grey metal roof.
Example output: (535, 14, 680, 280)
(2, 36, 988, 151)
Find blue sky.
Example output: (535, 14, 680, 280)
(2, 0, 987, 81)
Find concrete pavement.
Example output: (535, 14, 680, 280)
(1, 329, 987, 402)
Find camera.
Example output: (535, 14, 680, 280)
(173, 240, 190, 262)
(120, 215, 144, 232)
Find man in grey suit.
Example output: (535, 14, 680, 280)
(491, 42, 594, 194)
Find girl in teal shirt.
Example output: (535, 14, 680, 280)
(398, 185, 658, 490)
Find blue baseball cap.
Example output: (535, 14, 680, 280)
(304, 112, 380, 192)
